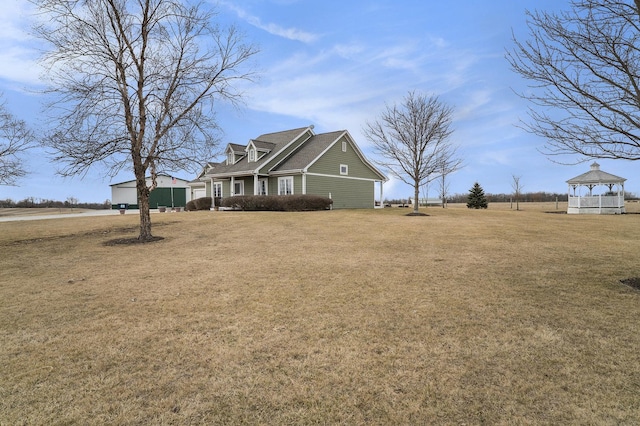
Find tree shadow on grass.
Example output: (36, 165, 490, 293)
(620, 277, 640, 291)
(405, 212, 429, 217)
(103, 236, 165, 246)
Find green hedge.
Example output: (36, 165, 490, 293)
(220, 195, 333, 211)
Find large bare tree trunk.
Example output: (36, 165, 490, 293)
(136, 174, 153, 240)
(137, 195, 152, 240)
(413, 183, 420, 214)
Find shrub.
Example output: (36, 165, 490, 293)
(194, 197, 212, 210)
(186, 197, 212, 211)
(220, 195, 333, 211)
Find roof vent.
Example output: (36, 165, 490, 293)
(309, 124, 314, 130)
(590, 162, 600, 170)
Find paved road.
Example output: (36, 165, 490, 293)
(0, 209, 142, 222)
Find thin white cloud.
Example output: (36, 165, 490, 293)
(331, 43, 365, 60)
(221, 2, 319, 43)
(0, 1, 43, 86)
(241, 34, 485, 148)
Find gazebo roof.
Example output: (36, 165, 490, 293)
(566, 162, 626, 185)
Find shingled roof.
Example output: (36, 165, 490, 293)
(207, 126, 312, 176)
(566, 162, 626, 185)
(272, 131, 345, 171)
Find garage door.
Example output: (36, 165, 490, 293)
(148, 187, 186, 208)
(193, 188, 206, 200)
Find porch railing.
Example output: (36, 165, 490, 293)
(568, 195, 624, 208)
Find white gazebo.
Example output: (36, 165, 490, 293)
(566, 162, 626, 214)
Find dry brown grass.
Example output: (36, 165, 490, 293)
(1, 203, 640, 424)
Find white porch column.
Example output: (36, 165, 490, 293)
(210, 177, 215, 207)
(301, 173, 307, 194)
(254, 174, 259, 195)
(599, 193, 602, 213)
(230, 176, 235, 196)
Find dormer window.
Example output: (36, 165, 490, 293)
(227, 151, 234, 165)
(249, 149, 255, 162)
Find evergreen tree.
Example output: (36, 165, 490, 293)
(467, 182, 488, 209)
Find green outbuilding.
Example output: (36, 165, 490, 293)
(110, 174, 191, 210)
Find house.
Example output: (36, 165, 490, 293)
(110, 174, 192, 209)
(189, 125, 387, 209)
(566, 162, 626, 214)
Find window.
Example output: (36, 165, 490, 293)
(342, 141, 347, 152)
(258, 178, 268, 195)
(213, 182, 222, 198)
(249, 149, 255, 162)
(340, 164, 348, 175)
(278, 176, 293, 195)
(234, 180, 244, 196)
(227, 152, 234, 165)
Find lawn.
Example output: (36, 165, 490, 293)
(1, 203, 639, 424)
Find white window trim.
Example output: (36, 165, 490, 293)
(227, 152, 234, 165)
(259, 178, 268, 195)
(213, 182, 223, 198)
(234, 180, 244, 196)
(342, 141, 347, 152)
(249, 149, 255, 162)
(278, 176, 294, 195)
(340, 164, 349, 175)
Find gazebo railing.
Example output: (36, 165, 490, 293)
(568, 195, 624, 208)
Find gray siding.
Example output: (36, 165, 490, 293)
(307, 136, 381, 180)
(306, 175, 374, 209)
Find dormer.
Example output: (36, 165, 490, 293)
(225, 143, 246, 165)
(248, 139, 276, 162)
(197, 161, 219, 179)
(246, 141, 257, 163)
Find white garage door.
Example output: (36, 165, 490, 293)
(193, 189, 206, 199)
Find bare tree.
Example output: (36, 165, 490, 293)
(437, 143, 462, 208)
(364, 91, 456, 214)
(511, 174, 523, 211)
(0, 97, 33, 185)
(34, 0, 258, 240)
(438, 172, 449, 208)
(507, 0, 640, 163)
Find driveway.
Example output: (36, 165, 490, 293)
(0, 209, 141, 222)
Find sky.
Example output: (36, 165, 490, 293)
(0, 0, 638, 203)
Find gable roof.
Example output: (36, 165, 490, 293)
(566, 162, 626, 185)
(251, 140, 276, 151)
(227, 143, 246, 153)
(207, 126, 313, 177)
(201, 125, 386, 181)
(271, 131, 345, 172)
(110, 173, 189, 187)
(254, 127, 310, 144)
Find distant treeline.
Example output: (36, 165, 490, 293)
(449, 192, 570, 204)
(0, 197, 112, 209)
(386, 191, 638, 205)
